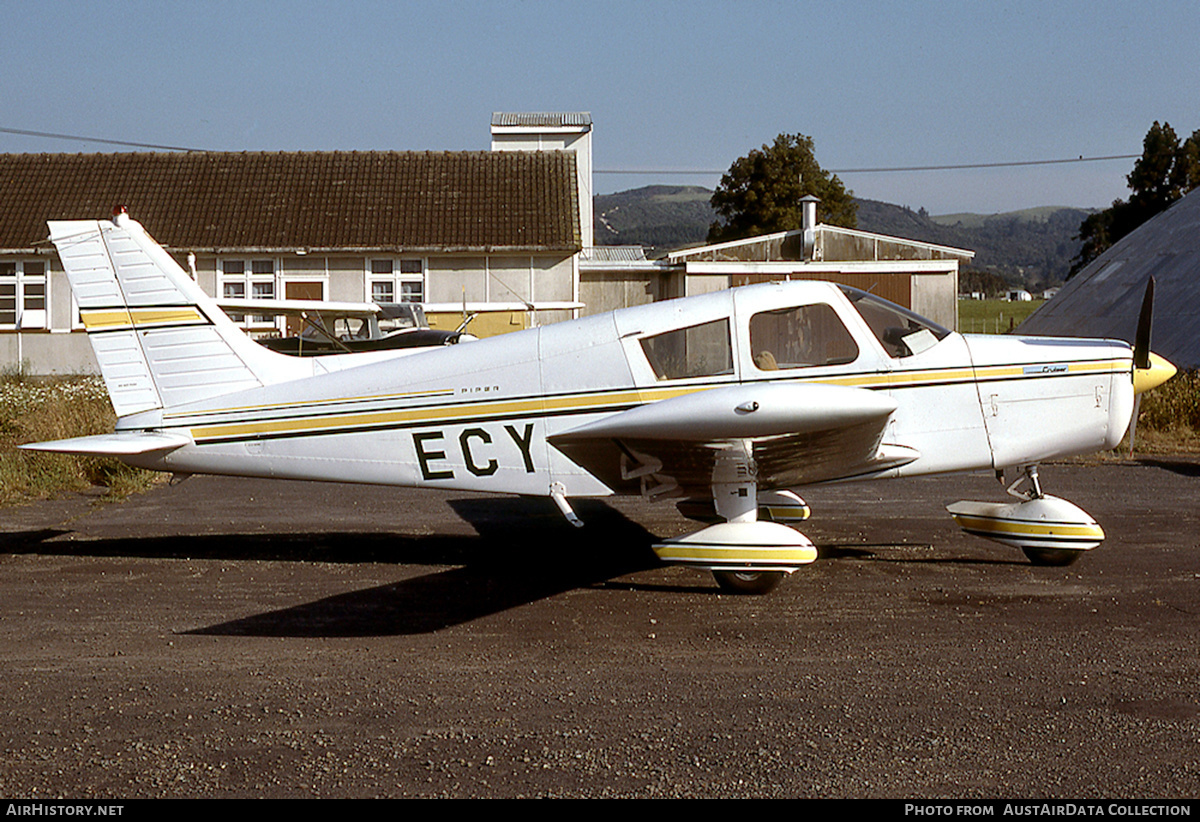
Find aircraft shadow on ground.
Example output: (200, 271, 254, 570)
(0, 499, 1022, 636)
(815, 543, 1018, 566)
(0, 497, 662, 636)
(1137, 457, 1200, 478)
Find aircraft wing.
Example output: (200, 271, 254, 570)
(216, 299, 585, 316)
(422, 301, 585, 313)
(548, 383, 919, 495)
(215, 298, 383, 318)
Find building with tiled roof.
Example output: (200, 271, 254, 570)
(0, 150, 580, 252)
(0, 146, 584, 373)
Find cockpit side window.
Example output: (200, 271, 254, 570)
(334, 317, 369, 340)
(749, 304, 858, 371)
(640, 318, 734, 380)
(839, 286, 950, 358)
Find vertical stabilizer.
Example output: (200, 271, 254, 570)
(49, 212, 308, 417)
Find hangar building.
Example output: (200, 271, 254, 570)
(1020, 188, 1200, 370)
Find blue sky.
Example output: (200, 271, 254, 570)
(3, 0, 1197, 214)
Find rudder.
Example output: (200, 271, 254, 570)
(49, 211, 308, 417)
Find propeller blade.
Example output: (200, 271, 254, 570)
(1127, 394, 1141, 456)
(1133, 277, 1155, 371)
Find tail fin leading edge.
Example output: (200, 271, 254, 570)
(49, 213, 307, 417)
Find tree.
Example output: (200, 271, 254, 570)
(1072, 122, 1200, 275)
(707, 133, 856, 243)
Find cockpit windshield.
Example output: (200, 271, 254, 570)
(378, 303, 427, 333)
(839, 286, 950, 358)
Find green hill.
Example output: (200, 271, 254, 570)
(856, 199, 1092, 289)
(930, 206, 1085, 230)
(593, 185, 715, 251)
(594, 186, 1092, 287)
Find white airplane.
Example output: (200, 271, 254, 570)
(26, 211, 1176, 594)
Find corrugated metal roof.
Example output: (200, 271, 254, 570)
(579, 245, 649, 263)
(491, 112, 592, 128)
(668, 225, 974, 263)
(1019, 188, 1200, 369)
(0, 151, 580, 252)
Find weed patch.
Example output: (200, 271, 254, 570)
(0, 376, 159, 505)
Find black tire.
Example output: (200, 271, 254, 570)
(712, 570, 785, 595)
(1022, 547, 1083, 567)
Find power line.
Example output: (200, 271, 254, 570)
(1, 126, 1140, 175)
(831, 154, 1140, 173)
(595, 154, 1141, 175)
(0, 127, 201, 152)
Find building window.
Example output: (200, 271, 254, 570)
(370, 279, 394, 304)
(370, 258, 424, 304)
(0, 260, 48, 329)
(220, 258, 277, 327)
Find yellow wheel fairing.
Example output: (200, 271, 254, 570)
(653, 521, 816, 571)
(947, 496, 1104, 552)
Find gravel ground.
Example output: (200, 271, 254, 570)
(0, 458, 1197, 798)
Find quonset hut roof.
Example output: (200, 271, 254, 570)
(1019, 189, 1200, 369)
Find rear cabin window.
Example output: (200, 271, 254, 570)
(749, 304, 859, 371)
(640, 318, 734, 380)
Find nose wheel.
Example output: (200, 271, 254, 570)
(1021, 547, 1083, 567)
(712, 570, 785, 595)
(948, 464, 1104, 565)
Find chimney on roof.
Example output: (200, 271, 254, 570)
(491, 112, 593, 248)
(800, 194, 820, 260)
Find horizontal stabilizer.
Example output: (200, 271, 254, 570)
(20, 432, 190, 457)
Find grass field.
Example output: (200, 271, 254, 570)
(0, 374, 158, 505)
(957, 298, 1045, 334)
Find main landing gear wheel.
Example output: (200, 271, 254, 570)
(712, 570, 785, 595)
(1022, 547, 1083, 567)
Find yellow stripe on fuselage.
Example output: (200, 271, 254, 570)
(180, 357, 1131, 445)
(185, 384, 706, 442)
(191, 389, 644, 442)
(165, 387, 456, 421)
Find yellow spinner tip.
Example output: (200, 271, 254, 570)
(1133, 351, 1177, 395)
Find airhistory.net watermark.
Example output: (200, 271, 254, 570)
(6, 806, 123, 817)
